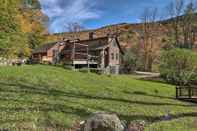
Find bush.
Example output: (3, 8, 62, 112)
(123, 49, 137, 73)
(79, 68, 101, 74)
(159, 48, 197, 85)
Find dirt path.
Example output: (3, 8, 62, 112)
(134, 71, 160, 79)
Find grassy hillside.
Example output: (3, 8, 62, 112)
(0, 65, 196, 130)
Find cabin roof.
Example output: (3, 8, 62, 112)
(33, 42, 57, 54)
(33, 36, 124, 54)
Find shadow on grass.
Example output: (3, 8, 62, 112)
(0, 96, 90, 127)
(92, 105, 197, 123)
(0, 80, 196, 126)
(124, 90, 175, 100)
(0, 80, 195, 107)
(119, 112, 197, 123)
(136, 77, 168, 85)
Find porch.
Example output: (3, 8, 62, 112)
(61, 41, 105, 69)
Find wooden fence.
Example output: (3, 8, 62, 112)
(176, 86, 197, 99)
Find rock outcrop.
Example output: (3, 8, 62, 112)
(81, 112, 124, 131)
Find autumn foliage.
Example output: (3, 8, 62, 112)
(0, 0, 47, 58)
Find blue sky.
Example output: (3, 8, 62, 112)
(39, 0, 192, 33)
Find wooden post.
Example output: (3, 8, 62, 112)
(73, 43, 75, 60)
(87, 46, 90, 72)
(73, 42, 76, 70)
(101, 49, 105, 71)
(189, 87, 192, 98)
(180, 86, 182, 97)
(176, 87, 178, 98)
(39, 54, 42, 63)
(57, 42, 62, 64)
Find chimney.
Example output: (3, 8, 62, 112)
(89, 32, 94, 40)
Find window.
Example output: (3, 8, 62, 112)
(53, 49, 58, 57)
(116, 53, 119, 60)
(111, 53, 114, 60)
(52, 49, 56, 57)
(113, 41, 117, 47)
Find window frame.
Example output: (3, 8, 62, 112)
(111, 53, 114, 60)
(116, 53, 119, 60)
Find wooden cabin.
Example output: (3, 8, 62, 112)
(32, 34, 124, 74)
(32, 41, 65, 64)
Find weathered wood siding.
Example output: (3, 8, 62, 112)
(108, 38, 120, 66)
(107, 38, 121, 74)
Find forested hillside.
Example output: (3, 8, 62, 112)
(46, 23, 165, 47)
(0, 0, 47, 58)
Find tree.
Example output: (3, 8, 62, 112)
(160, 48, 197, 85)
(181, 1, 197, 49)
(166, 0, 185, 47)
(166, 0, 197, 49)
(18, 0, 47, 49)
(0, 0, 47, 58)
(22, 0, 41, 9)
(27, 32, 45, 49)
(139, 8, 160, 72)
(0, 0, 30, 58)
(65, 22, 84, 39)
(123, 48, 138, 73)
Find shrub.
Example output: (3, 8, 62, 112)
(159, 48, 197, 85)
(79, 68, 101, 74)
(123, 49, 137, 73)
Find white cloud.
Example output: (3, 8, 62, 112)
(39, 0, 101, 33)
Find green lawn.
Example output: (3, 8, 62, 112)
(0, 65, 196, 131)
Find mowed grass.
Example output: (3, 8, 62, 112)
(0, 65, 196, 131)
